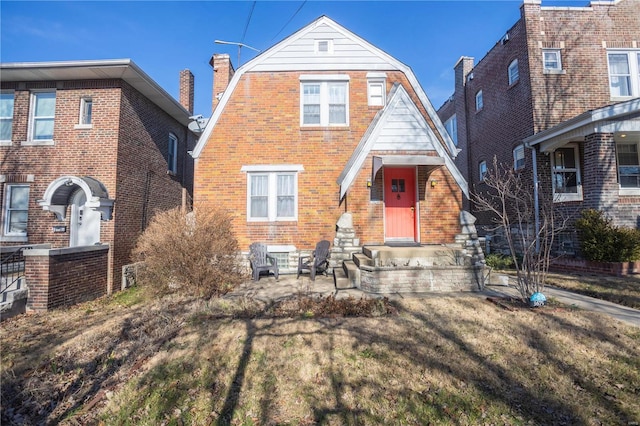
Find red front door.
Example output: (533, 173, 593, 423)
(384, 167, 416, 241)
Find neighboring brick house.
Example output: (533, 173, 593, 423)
(437, 0, 640, 254)
(1, 59, 196, 293)
(192, 16, 468, 272)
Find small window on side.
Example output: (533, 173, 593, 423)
(80, 98, 92, 126)
(513, 145, 525, 170)
(508, 59, 519, 85)
(543, 49, 562, 72)
(444, 114, 458, 146)
(168, 133, 178, 174)
(479, 160, 487, 182)
(475, 90, 483, 111)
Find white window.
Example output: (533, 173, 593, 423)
(79, 97, 92, 126)
(0, 92, 14, 143)
(479, 160, 487, 182)
(246, 169, 299, 222)
(552, 144, 582, 202)
(607, 51, 640, 98)
(513, 145, 525, 170)
(617, 142, 640, 190)
(444, 115, 458, 146)
(508, 59, 519, 85)
(301, 79, 348, 126)
(368, 80, 386, 107)
(168, 133, 178, 174)
(28, 91, 56, 142)
(543, 49, 562, 72)
(3, 184, 29, 237)
(475, 90, 483, 111)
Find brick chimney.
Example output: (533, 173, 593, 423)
(179, 69, 194, 114)
(210, 54, 235, 111)
(454, 56, 474, 92)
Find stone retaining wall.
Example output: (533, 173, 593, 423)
(359, 264, 485, 293)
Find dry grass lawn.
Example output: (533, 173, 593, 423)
(1, 287, 639, 425)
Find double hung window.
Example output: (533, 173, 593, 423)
(80, 98, 92, 126)
(301, 76, 349, 126)
(244, 165, 302, 222)
(0, 92, 14, 143)
(543, 49, 562, 72)
(552, 145, 582, 201)
(475, 90, 483, 111)
(29, 91, 56, 141)
(3, 184, 29, 237)
(444, 115, 458, 146)
(513, 145, 525, 170)
(479, 160, 487, 182)
(617, 142, 640, 190)
(607, 51, 640, 98)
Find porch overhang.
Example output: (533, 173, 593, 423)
(371, 155, 445, 181)
(38, 176, 114, 221)
(524, 98, 640, 153)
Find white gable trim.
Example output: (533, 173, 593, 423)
(337, 84, 468, 199)
(191, 16, 459, 160)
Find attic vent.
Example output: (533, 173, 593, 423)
(315, 39, 333, 54)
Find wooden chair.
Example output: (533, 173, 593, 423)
(297, 240, 331, 281)
(249, 243, 279, 281)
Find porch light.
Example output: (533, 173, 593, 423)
(431, 180, 438, 188)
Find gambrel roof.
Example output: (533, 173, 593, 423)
(192, 16, 459, 158)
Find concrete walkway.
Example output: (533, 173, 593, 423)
(226, 273, 640, 327)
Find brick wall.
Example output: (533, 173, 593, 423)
(194, 70, 463, 251)
(24, 245, 109, 311)
(1, 77, 194, 291)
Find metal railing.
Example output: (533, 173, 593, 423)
(1, 245, 30, 300)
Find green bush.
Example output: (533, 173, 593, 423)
(133, 206, 244, 299)
(575, 209, 640, 262)
(485, 253, 514, 270)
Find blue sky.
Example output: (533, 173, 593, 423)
(1, 0, 587, 116)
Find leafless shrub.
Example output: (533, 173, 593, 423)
(133, 206, 244, 299)
(473, 157, 571, 302)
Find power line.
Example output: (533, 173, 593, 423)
(270, 1, 307, 42)
(241, 1, 257, 43)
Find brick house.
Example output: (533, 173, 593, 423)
(192, 16, 470, 276)
(437, 0, 640, 254)
(1, 59, 196, 302)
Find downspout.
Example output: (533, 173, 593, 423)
(530, 145, 540, 253)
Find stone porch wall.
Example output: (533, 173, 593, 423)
(359, 265, 485, 293)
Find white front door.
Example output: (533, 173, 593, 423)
(70, 190, 101, 246)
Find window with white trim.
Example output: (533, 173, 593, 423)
(367, 80, 385, 107)
(79, 97, 92, 126)
(543, 49, 562, 72)
(245, 167, 300, 221)
(0, 92, 14, 143)
(168, 133, 178, 174)
(479, 160, 487, 182)
(552, 144, 582, 202)
(3, 184, 29, 237)
(508, 59, 519, 85)
(617, 141, 640, 189)
(475, 90, 483, 111)
(28, 91, 56, 141)
(513, 145, 525, 170)
(607, 50, 640, 98)
(444, 114, 458, 146)
(301, 79, 349, 126)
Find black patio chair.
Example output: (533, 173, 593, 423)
(249, 243, 279, 281)
(297, 240, 331, 281)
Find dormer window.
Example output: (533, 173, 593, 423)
(315, 39, 333, 54)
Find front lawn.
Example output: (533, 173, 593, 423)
(544, 272, 640, 310)
(1, 287, 639, 425)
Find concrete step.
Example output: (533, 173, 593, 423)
(333, 267, 353, 290)
(353, 253, 373, 268)
(342, 260, 360, 288)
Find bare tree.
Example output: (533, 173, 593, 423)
(473, 156, 569, 302)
